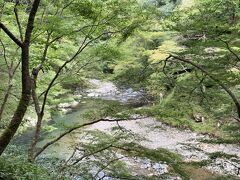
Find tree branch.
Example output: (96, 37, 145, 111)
(33, 117, 144, 159)
(0, 39, 9, 70)
(93, 157, 124, 179)
(70, 144, 114, 167)
(167, 54, 240, 118)
(24, 0, 41, 44)
(39, 23, 115, 115)
(220, 39, 240, 61)
(0, 22, 23, 47)
(14, 0, 23, 41)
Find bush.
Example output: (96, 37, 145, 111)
(0, 155, 53, 180)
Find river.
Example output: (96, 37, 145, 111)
(32, 79, 240, 179)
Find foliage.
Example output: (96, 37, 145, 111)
(0, 146, 54, 180)
(0, 0, 240, 179)
(112, 0, 240, 138)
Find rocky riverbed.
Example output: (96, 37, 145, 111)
(87, 117, 240, 177)
(83, 79, 240, 178)
(39, 79, 240, 179)
(82, 79, 146, 106)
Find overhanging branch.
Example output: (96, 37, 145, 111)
(165, 54, 240, 119)
(33, 117, 144, 159)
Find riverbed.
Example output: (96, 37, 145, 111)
(36, 79, 240, 179)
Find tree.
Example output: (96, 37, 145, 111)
(0, 40, 20, 122)
(165, 54, 240, 119)
(0, 0, 41, 155)
(165, 0, 240, 119)
(112, 0, 240, 126)
(0, 0, 149, 157)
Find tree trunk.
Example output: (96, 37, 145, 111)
(28, 75, 43, 162)
(28, 34, 51, 162)
(0, 46, 31, 155)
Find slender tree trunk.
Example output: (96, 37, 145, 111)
(28, 113, 43, 162)
(0, 78, 13, 121)
(28, 75, 43, 162)
(28, 34, 51, 162)
(0, 61, 20, 122)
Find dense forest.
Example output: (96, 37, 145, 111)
(0, 0, 239, 179)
